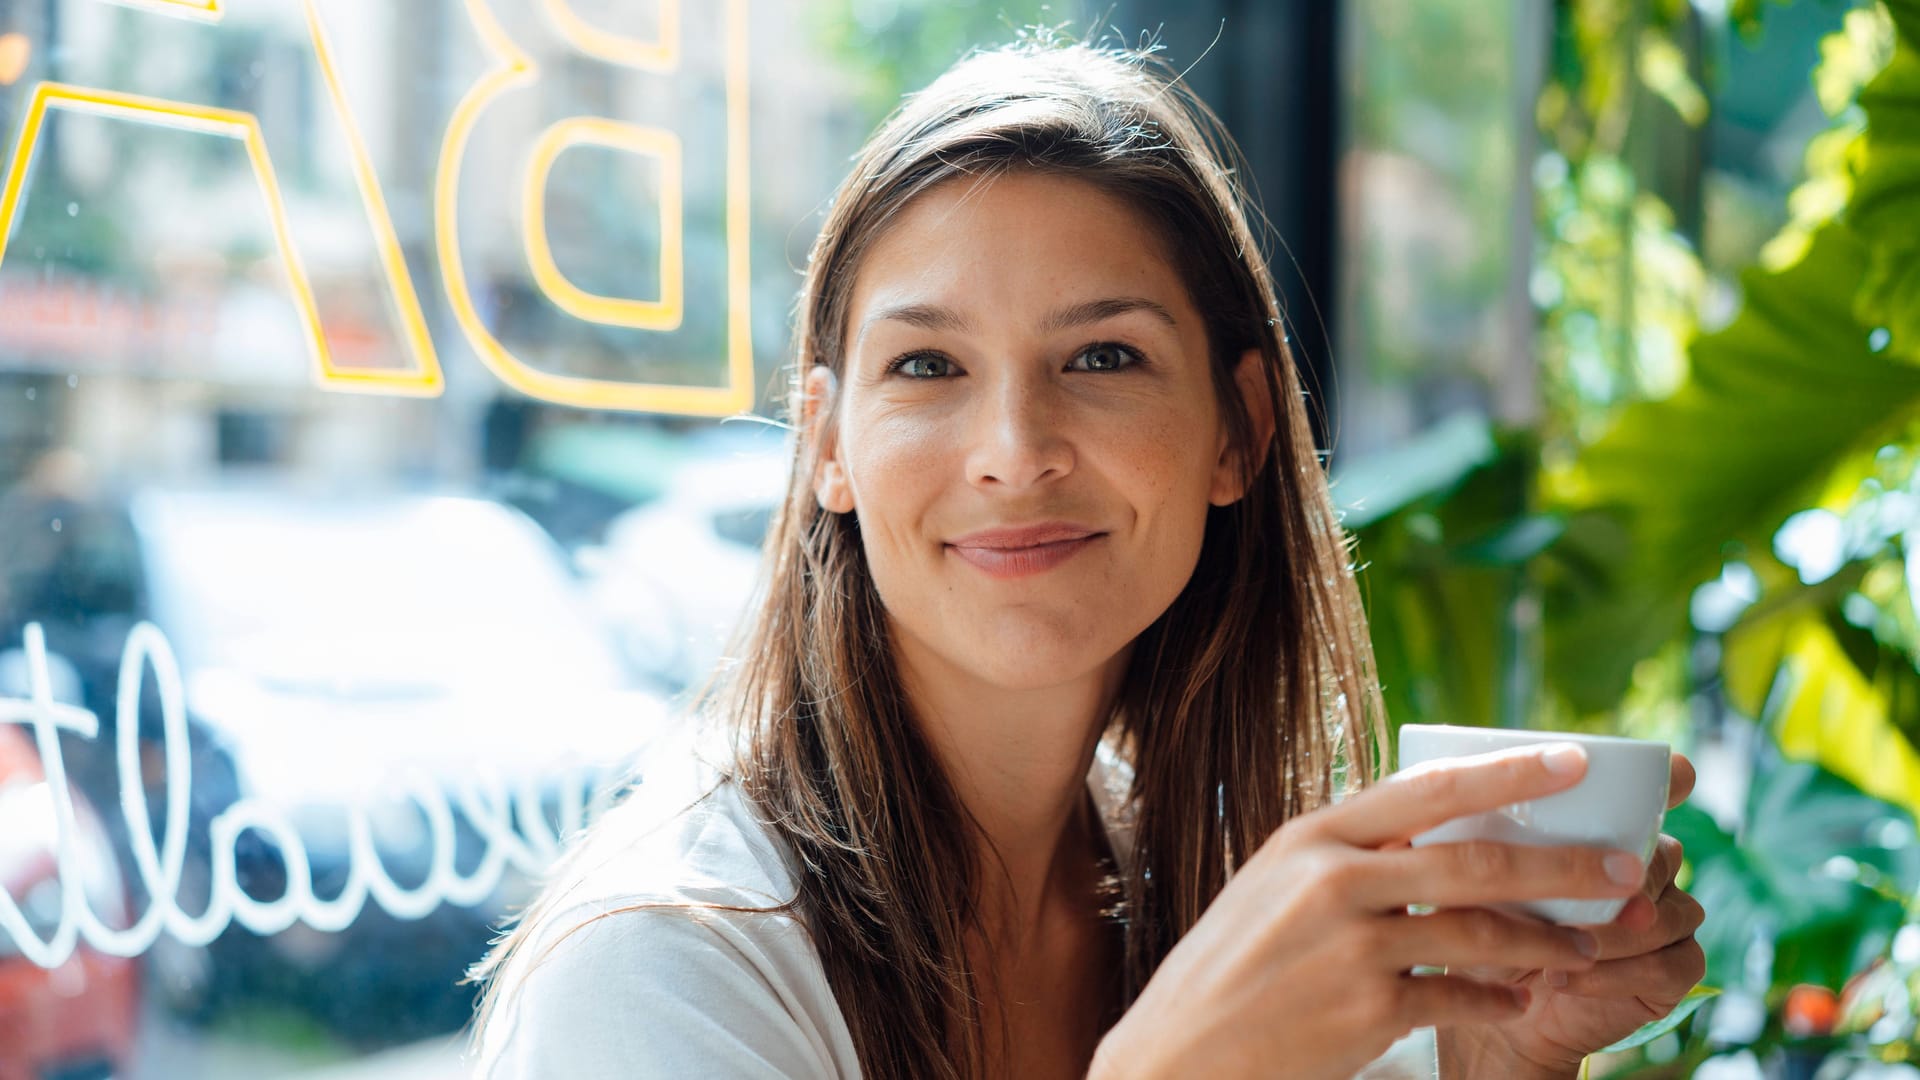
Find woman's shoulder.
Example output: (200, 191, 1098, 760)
(550, 738, 798, 912)
(473, 735, 859, 1079)
(503, 730, 811, 965)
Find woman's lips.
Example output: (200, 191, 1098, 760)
(945, 525, 1104, 580)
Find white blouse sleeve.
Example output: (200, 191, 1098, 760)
(475, 902, 847, 1080)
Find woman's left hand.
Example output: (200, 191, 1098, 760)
(1437, 752, 1708, 1079)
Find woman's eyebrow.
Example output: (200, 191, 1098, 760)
(862, 295, 1178, 337)
(865, 302, 974, 335)
(1038, 296, 1178, 334)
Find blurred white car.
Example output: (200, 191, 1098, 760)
(581, 433, 791, 692)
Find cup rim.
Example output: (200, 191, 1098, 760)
(1397, 723, 1669, 751)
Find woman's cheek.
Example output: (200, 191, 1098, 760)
(1124, 407, 1222, 577)
(840, 411, 960, 589)
(850, 408, 961, 507)
(1096, 401, 1202, 505)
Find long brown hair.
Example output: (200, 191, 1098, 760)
(476, 37, 1387, 1080)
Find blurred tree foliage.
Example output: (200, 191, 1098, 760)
(806, 0, 1091, 124)
(1547, 0, 1920, 795)
(1347, 0, 1920, 1072)
(1343, 0, 1519, 386)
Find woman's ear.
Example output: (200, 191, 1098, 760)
(1210, 347, 1278, 507)
(804, 365, 856, 514)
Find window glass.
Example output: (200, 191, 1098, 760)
(1337, 0, 1525, 455)
(0, 1, 1112, 1074)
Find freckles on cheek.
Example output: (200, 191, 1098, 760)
(1120, 409, 1218, 578)
(845, 418, 945, 561)
(1125, 413, 1200, 503)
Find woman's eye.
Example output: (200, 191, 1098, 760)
(1068, 343, 1140, 372)
(892, 353, 957, 378)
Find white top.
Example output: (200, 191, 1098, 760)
(472, 738, 1438, 1078)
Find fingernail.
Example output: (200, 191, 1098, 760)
(1571, 931, 1599, 958)
(1541, 744, 1586, 777)
(1546, 970, 1568, 989)
(1605, 852, 1644, 885)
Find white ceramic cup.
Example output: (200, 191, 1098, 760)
(1396, 724, 1672, 926)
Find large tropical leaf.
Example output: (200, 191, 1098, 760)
(1887, 0, 1920, 48)
(1544, 225, 1920, 710)
(1341, 416, 1549, 734)
(1335, 412, 1498, 531)
(1852, 28, 1920, 353)
(1666, 760, 1920, 992)
(1599, 986, 1721, 1054)
(1724, 608, 1920, 817)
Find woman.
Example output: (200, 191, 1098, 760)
(473, 40, 1705, 1079)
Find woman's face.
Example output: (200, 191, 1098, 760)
(812, 171, 1261, 693)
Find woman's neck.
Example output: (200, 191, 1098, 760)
(890, 622, 1130, 1076)
(891, 621, 1130, 946)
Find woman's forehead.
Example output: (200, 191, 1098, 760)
(846, 171, 1194, 339)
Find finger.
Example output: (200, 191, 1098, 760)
(1595, 836, 1682, 937)
(1544, 937, 1705, 999)
(1391, 972, 1533, 1030)
(1667, 753, 1695, 810)
(1360, 840, 1645, 912)
(1332, 744, 1589, 848)
(1644, 835, 1683, 900)
(1383, 908, 1599, 974)
(1605, 893, 1658, 937)
(1611, 836, 1680, 920)
(1591, 887, 1704, 960)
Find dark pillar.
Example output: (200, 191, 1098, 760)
(1110, 0, 1343, 450)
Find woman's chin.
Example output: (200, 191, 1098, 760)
(966, 658, 1100, 693)
(950, 623, 1133, 693)
(883, 594, 1152, 693)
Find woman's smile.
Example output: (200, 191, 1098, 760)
(944, 523, 1108, 579)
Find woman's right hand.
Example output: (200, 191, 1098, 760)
(1090, 743, 1644, 1080)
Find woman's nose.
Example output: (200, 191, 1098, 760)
(962, 378, 1074, 490)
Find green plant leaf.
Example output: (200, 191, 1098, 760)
(1639, 30, 1709, 126)
(1334, 413, 1498, 530)
(1729, 0, 1797, 40)
(1347, 420, 1534, 733)
(1816, 10, 1898, 118)
(1544, 225, 1920, 711)
(1724, 609, 1920, 817)
(1598, 985, 1721, 1054)
(1665, 761, 1920, 991)
(1852, 37, 1920, 355)
(1887, 0, 1920, 48)
(1453, 514, 1567, 567)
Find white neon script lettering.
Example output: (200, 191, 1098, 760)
(0, 622, 601, 969)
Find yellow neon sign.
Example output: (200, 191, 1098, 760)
(0, 3, 445, 396)
(523, 119, 685, 332)
(540, 0, 680, 71)
(0, 0, 749, 416)
(439, 0, 753, 416)
(300, 0, 443, 395)
(106, 0, 222, 21)
(0, 83, 331, 387)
